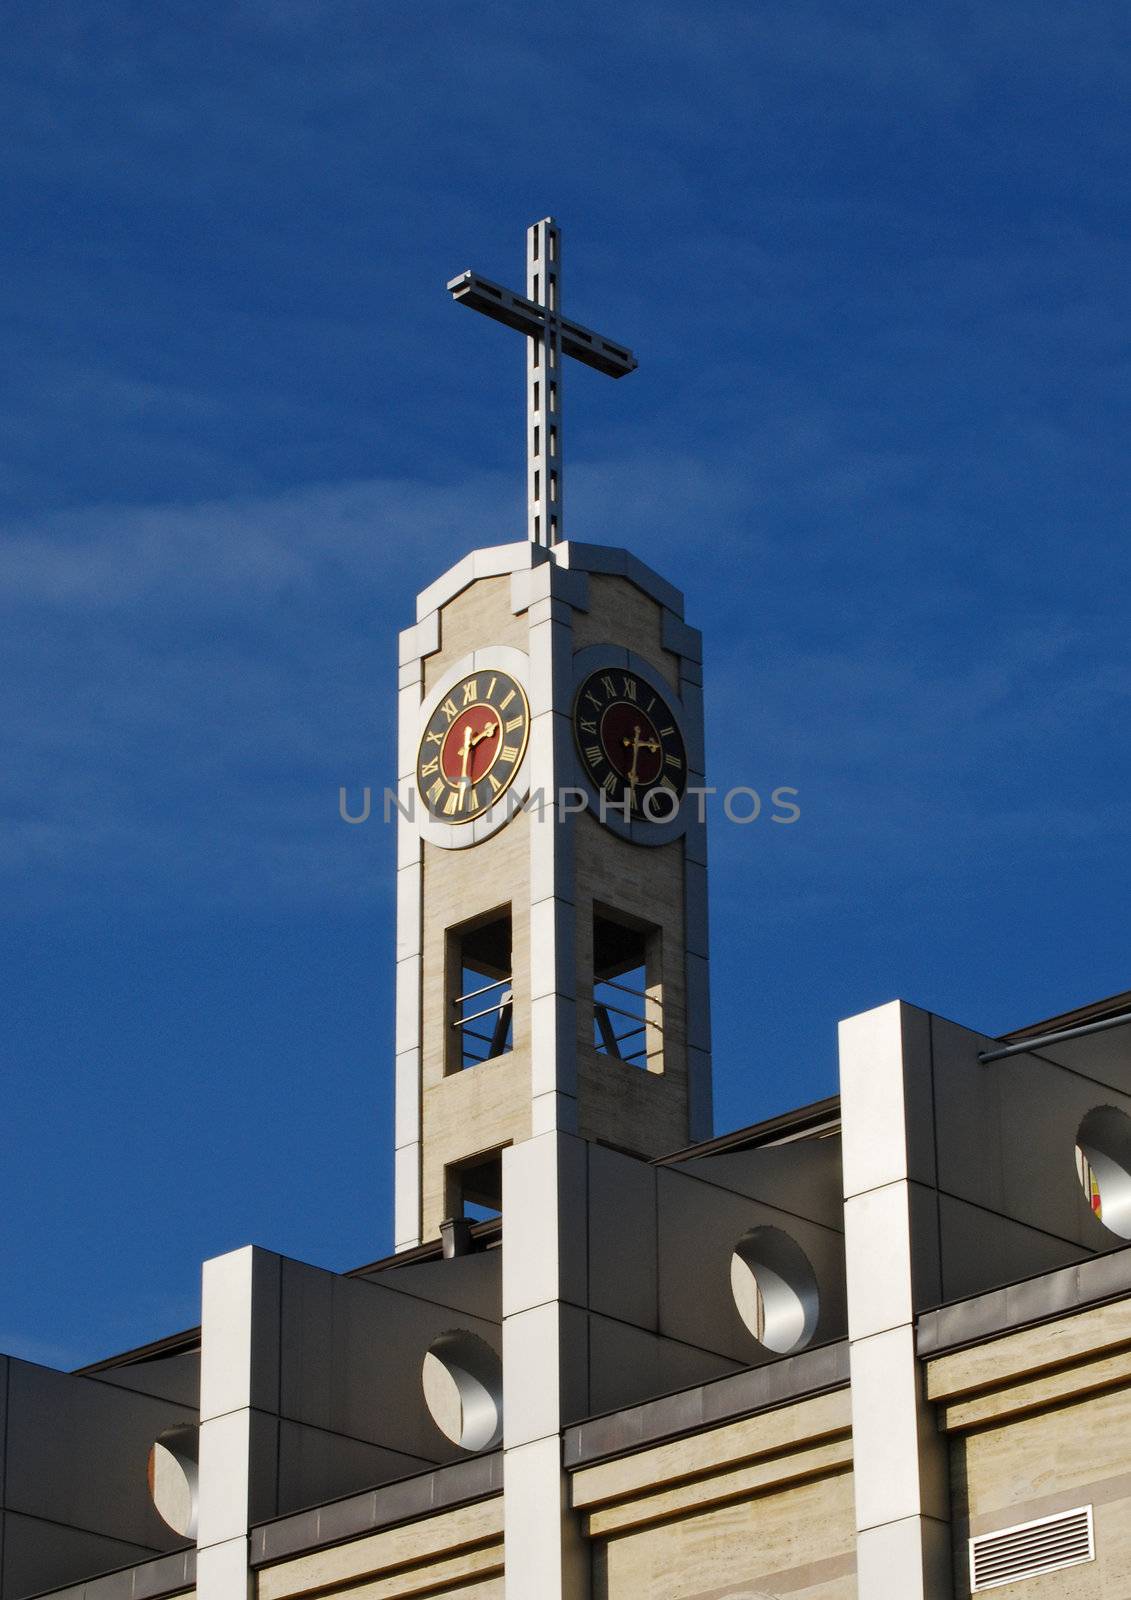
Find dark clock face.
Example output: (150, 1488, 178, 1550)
(417, 670, 530, 823)
(573, 668, 687, 820)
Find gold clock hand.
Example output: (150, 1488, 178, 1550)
(458, 724, 474, 783)
(622, 725, 661, 794)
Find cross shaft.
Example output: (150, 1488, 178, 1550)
(447, 218, 637, 547)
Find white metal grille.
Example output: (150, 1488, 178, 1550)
(969, 1505, 1094, 1591)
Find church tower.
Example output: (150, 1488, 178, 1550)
(389, 223, 714, 1598)
(393, 221, 712, 1253)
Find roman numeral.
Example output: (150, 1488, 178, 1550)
(467, 786, 480, 813)
(486, 676, 497, 700)
(420, 756, 439, 777)
(601, 674, 617, 699)
(488, 773, 502, 794)
(441, 697, 459, 723)
(425, 730, 443, 747)
(645, 696, 656, 714)
(579, 716, 596, 735)
(585, 690, 602, 711)
(665, 753, 683, 770)
(585, 743, 602, 764)
(622, 676, 637, 701)
(499, 744, 519, 764)
(505, 715, 523, 733)
(462, 679, 478, 705)
(601, 772, 618, 795)
(427, 778, 444, 805)
(499, 689, 515, 710)
(659, 725, 675, 737)
(442, 789, 462, 816)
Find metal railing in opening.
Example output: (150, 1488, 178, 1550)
(453, 974, 513, 1068)
(593, 972, 662, 1068)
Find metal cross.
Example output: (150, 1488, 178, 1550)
(447, 218, 638, 547)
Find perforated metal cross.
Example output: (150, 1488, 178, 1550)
(447, 218, 638, 547)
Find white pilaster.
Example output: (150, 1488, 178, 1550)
(502, 1132, 589, 1600)
(525, 571, 579, 1135)
(839, 1001, 950, 1600)
(394, 640, 426, 1250)
(197, 1247, 279, 1600)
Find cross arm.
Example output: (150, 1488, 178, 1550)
(446, 270, 637, 379)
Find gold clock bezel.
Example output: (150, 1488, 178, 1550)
(416, 669, 531, 825)
(572, 666, 687, 821)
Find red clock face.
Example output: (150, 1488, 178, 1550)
(573, 668, 687, 820)
(417, 671, 530, 822)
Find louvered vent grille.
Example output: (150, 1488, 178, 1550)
(969, 1505, 1094, 1591)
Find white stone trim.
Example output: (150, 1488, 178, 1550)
(684, 857, 709, 961)
(395, 861, 422, 963)
(503, 1435, 588, 1599)
(531, 1089, 580, 1136)
(415, 542, 549, 622)
(198, 1247, 280, 1600)
(839, 1001, 951, 1599)
(394, 953, 421, 1054)
(394, 1140, 422, 1251)
(397, 667, 424, 785)
(196, 1536, 252, 1600)
(396, 786, 421, 870)
(686, 1046, 714, 1142)
(197, 1408, 251, 1545)
(661, 608, 702, 663)
(685, 952, 712, 1054)
(511, 561, 590, 616)
(840, 1001, 934, 1198)
(856, 1515, 951, 1600)
(555, 540, 684, 617)
(501, 1135, 589, 1598)
(201, 1247, 255, 1422)
(393, 1047, 420, 1152)
(844, 1182, 915, 1340)
(398, 610, 441, 668)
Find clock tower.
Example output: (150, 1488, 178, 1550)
(394, 538, 712, 1248)
(392, 220, 712, 1599)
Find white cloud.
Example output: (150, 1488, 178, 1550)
(0, 471, 516, 609)
(0, 472, 521, 913)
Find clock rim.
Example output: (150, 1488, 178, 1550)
(569, 643, 696, 848)
(416, 670, 531, 826)
(571, 668, 687, 819)
(409, 647, 533, 851)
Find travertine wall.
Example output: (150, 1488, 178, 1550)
(574, 811, 690, 1155)
(929, 1301, 1131, 1599)
(420, 805, 533, 1239)
(255, 1498, 504, 1600)
(570, 575, 680, 691)
(573, 1391, 856, 1600)
(424, 576, 529, 692)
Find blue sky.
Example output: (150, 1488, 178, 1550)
(2, 1, 1129, 1367)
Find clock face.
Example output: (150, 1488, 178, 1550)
(573, 668, 687, 820)
(416, 670, 530, 823)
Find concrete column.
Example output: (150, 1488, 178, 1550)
(501, 1131, 589, 1599)
(666, 611, 712, 1143)
(839, 1000, 951, 1599)
(196, 1247, 279, 1600)
(393, 620, 430, 1250)
(523, 572, 580, 1137)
